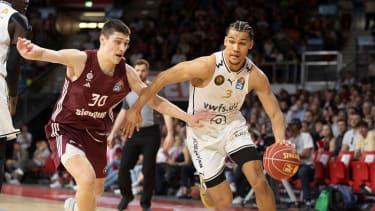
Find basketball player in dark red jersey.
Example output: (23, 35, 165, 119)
(17, 19, 213, 211)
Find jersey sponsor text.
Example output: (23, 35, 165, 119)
(75, 108, 107, 119)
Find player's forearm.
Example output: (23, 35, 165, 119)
(152, 98, 189, 124)
(133, 71, 170, 111)
(110, 109, 126, 135)
(270, 110, 286, 142)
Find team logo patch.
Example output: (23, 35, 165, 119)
(214, 75, 224, 86)
(235, 77, 245, 90)
(84, 71, 93, 88)
(87, 72, 93, 80)
(113, 80, 124, 92)
(1, 8, 9, 14)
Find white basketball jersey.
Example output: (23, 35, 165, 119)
(187, 51, 253, 130)
(0, 1, 18, 76)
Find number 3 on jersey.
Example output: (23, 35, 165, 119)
(222, 90, 232, 98)
(88, 93, 108, 107)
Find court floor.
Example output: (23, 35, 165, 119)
(0, 184, 259, 211)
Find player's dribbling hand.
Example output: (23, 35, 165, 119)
(187, 111, 216, 128)
(275, 140, 295, 148)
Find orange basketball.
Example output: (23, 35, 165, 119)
(263, 143, 300, 180)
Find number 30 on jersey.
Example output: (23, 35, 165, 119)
(88, 93, 108, 107)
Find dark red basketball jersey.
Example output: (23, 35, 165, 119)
(47, 50, 130, 134)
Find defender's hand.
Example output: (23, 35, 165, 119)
(17, 37, 42, 60)
(121, 106, 142, 138)
(186, 111, 216, 128)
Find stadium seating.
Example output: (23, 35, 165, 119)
(327, 151, 354, 184)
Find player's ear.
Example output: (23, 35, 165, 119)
(223, 36, 228, 47)
(248, 40, 254, 50)
(99, 34, 106, 44)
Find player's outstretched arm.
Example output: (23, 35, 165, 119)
(249, 65, 286, 143)
(16, 37, 85, 67)
(123, 59, 213, 137)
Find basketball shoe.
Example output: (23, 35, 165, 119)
(64, 197, 78, 211)
(199, 177, 215, 208)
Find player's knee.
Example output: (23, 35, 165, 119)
(251, 175, 269, 193)
(76, 173, 96, 191)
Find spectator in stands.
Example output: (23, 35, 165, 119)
(363, 101, 373, 127)
(154, 137, 172, 196)
(368, 54, 375, 85)
(170, 48, 187, 65)
(310, 119, 324, 150)
(364, 0, 375, 30)
(286, 99, 305, 124)
(354, 120, 375, 159)
(5, 142, 28, 183)
(371, 105, 375, 129)
(16, 125, 32, 151)
(338, 0, 353, 31)
(322, 105, 338, 124)
(334, 119, 348, 158)
(287, 118, 314, 208)
(103, 147, 122, 191)
(342, 71, 356, 86)
(317, 122, 336, 152)
(21, 139, 50, 173)
(165, 135, 192, 198)
(341, 110, 361, 151)
(303, 109, 315, 131)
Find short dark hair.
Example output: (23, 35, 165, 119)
(101, 19, 131, 38)
(227, 20, 254, 40)
(134, 59, 150, 70)
(358, 120, 369, 128)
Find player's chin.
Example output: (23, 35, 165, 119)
(113, 57, 122, 64)
(229, 58, 241, 65)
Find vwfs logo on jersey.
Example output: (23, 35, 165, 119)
(113, 80, 124, 92)
(0, 8, 9, 14)
(203, 102, 239, 113)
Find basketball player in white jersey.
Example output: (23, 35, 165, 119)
(0, 0, 29, 191)
(121, 21, 286, 211)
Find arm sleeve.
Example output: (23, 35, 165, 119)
(6, 44, 22, 97)
(6, 13, 28, 97)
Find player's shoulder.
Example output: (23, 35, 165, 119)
(9, 12, 28, 31)
(192, 54, 216, 69)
